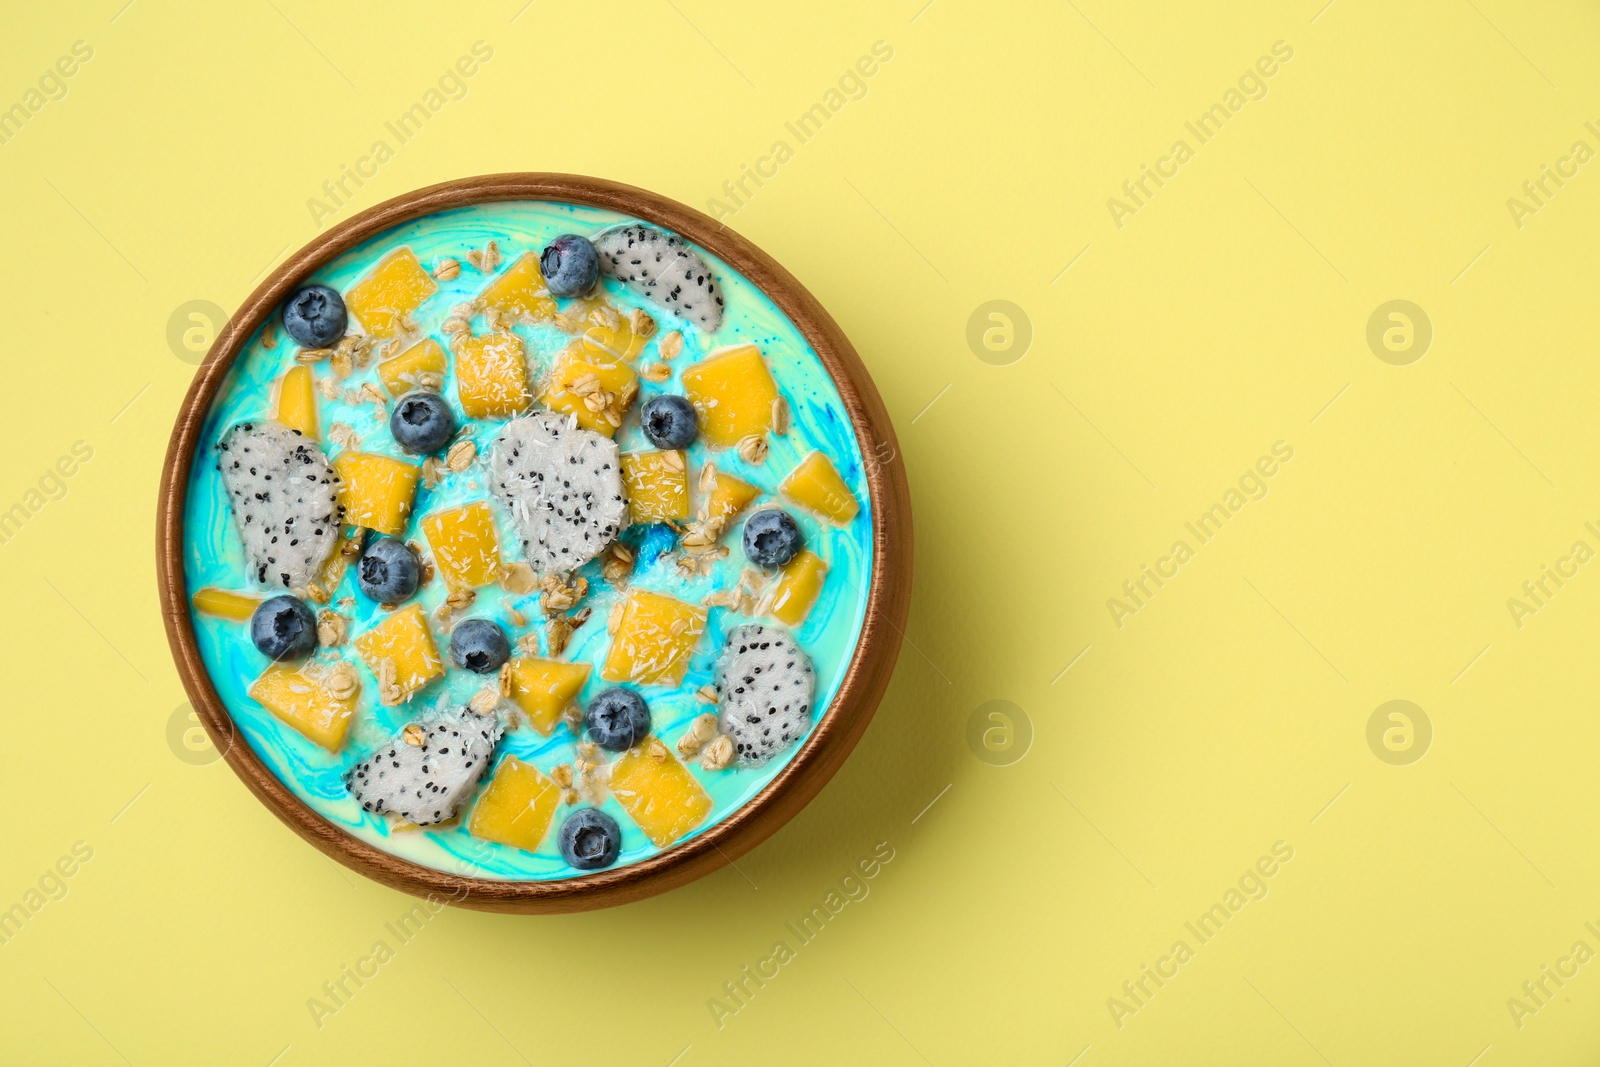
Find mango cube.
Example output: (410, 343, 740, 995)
(318, 536, 353, 594)
(562, 298, 650, 361)
(377, 338, 447, 397)
(478, 251, 556, 323)
(421, 501, 501, 591)
(621, 451, 689, 523)
(504, 657, 591, 735)
(275, 365, 319, 439)
(192, 587, 260, 621)
(468, 756, 562, 853)
(702, 471, 760, 529)
(580, 320, 649, 362)
(540, 344, 638, 437)
(454, 331, 532, 419)
(333, 452, 420, 535)
(681, 344, 779, 447)
(346, 248, 437, 337)
(601, 590, 706, 686)
(780, 451, 858, 524)
(769, 549, 827, 626)
(249, 663, 357, 751)
(610, 742, 712, 847)
(354, 603, 444, 704)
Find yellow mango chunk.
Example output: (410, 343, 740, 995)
(505, 657, 591, 735)
(454, 331, 532, 419)
(469, 756, 562, 853)
(478, 251, 556, 323)
(769, 549, 827, 626)
(702, 471, 760, 529)
(580, 320, 649, 362)
(610, 741, 712, 847)
(275, 365, 319, 439)
(602, 590, 706, 686)
(333, 452, 420, 535)
(681, 344, 779, 447)
(621, 451, 689, 523)
(318, 535, 354, 595)
(346, 247, 438, 337)
(192, 587, 260, 621)
(421, 501, 501, 591)
(353, 603, 444, 704)
(780, 451, 859, 524)
(540, 345, 639, 438)
(564, 300, 650, 361)
(249, 663, 357, 751)
(377, 338, 448, 397)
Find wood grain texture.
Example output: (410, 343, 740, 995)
(156, 174, 913, 913)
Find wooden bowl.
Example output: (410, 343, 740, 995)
(156, 174, 913, 913)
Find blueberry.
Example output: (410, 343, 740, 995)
(585, 687, 651, 751)
(390, 391, 456, 455)
(357, 538, 420, 603)
(250, 595, 318, 660)
(558, 808, 622, 870)
(640, 395, 698, 450)
(281, 285, 347, 348)
(743, 508, 803, 569)
(449, 618, 509, 674)
(540, 234, 600, 299)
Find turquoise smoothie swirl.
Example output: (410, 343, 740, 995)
(184, 200, 872, 880)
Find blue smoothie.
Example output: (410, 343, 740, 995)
(184, 200, 872, 880)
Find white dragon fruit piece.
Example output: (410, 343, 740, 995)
(489, 411, 627, 574)
(715, 624, 815, 766)
(217, 420, 341, 591)
(344, 707, 502, 826)
(593, 224, 725, 334)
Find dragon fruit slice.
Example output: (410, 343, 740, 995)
(594, 224, 725, 334)
(715, 624, 815, 766)
(217, 420, 341, 591)
(490, 411, 626, 574)
(344, 707, 502, 825)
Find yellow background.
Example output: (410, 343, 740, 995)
(3, 0, 1599, 1063)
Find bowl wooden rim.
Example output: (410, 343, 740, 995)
(155, 173, 913, 913)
